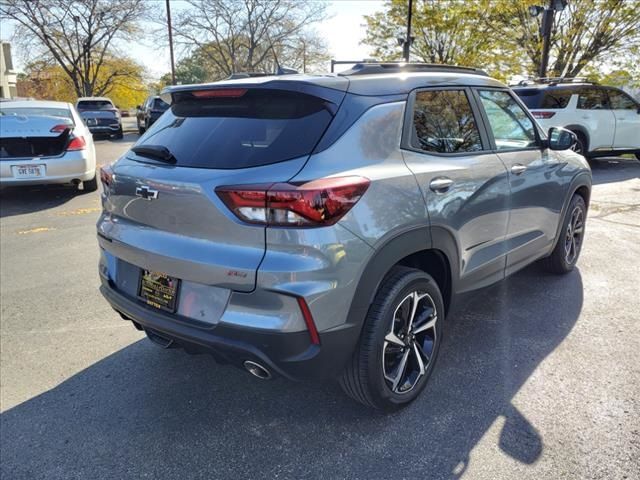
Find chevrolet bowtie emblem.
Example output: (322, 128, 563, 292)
(135, 185, 159, 200)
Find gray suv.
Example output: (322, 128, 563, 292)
(97, 63, 591, 410)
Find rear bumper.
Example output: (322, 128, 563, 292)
(88, 125, 121, 134)
(0, 151, 96, 186)
(99, 277, 360, 381)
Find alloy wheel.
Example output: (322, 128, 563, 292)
(382, 291, 438, 395)
(571, 139, 584, 155)
(564, 205, 584, 264)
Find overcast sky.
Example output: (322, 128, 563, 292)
(1, 0, 385, 78)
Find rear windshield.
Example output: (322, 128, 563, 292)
(514, 88, 574, 109)
(0, 106, 73, 122)
(77, 100, 113, 110)
(132, 89, 333, 169)
(152, 98, 169, 111)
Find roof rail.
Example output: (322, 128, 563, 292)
(512, 77, 596, 87)
(337, 62, 488, 77)
(225, 66, 299, 80)
(226, 72, 271, 80)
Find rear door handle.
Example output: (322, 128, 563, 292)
(429, 177, 454, 193)
(511, 164, 527, 175)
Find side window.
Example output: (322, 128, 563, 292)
(608, 90, 638, 110)
(478, 90, 537, 150)
(541, 88, 573, 109)
(411, 89, 483, 154)
(577, 88, 610, 110)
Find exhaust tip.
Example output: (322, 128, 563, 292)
(243, 360, 272, 380)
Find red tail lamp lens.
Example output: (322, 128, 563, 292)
(191, 89, 247, 98)
(216, 176, 370, 227)
(100, 164, 114, 187)
(532, 111, 556, 119)
(66, 136, 86, 151)
(50, 124, 71, 133)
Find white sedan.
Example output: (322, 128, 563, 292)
(0, 100, 98, 191)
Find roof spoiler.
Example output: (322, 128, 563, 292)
(160, 75, 345, 107)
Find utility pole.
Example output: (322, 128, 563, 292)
(301, 39, 306, 73)
(530, 0, 567, 78)
(166, 0, 176, 85)
(403, 0, 413, 62)
(538, 0, 555, 78)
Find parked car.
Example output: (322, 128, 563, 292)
(136, 95, 169, 134)
(97, 63, 591, 410)
(0, 100, 97, 191)
(512, 79, 640, 160)
(75, 97, 123, 139)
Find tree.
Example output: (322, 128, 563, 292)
(363, 0, 640, 81)
(169, 0, 328, 79)
(17, 56, 148, 108)
(0, 0, 146, 97)
(363, 0, 493, 68)
(483, 0, 640, 78)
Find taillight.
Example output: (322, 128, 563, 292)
(50, 124, 71, 133)
(192, 88, 247, 98)
(66, 136, 86, 151)
(99, 164, 114, 187)
(532, 111, 556, 119)
(216, 176, 370, 227)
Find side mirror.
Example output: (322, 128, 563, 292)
(547, 126, 576, 151)
(136, 105, 142, 110)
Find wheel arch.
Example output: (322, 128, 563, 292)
(564, 124, 590, 152)
(550, 171, 592, 252)
(344, 226, 459, 337)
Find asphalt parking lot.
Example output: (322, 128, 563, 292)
(1, 136, 638, 479)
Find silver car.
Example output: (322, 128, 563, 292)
(0, 100, 97, 191)
(97, 63, 591, 410)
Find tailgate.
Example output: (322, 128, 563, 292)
(98, 84, 342, 292)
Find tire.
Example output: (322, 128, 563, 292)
(115, 127, 124, 139)
(340, 266, 444, 411)
(138, 122, 146, 135)
(81, 174, 98, 193)
(570, 131, 588, 158)
(540, 194, 587, 274)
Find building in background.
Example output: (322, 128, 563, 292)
(0, 41, 18, 99)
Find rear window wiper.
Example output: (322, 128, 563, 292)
(131, 144, 177, 164)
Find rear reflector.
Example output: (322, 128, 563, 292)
(66, 136, 86, 151)
(191, 89, 247, 98)
(216, 176, 370, 227)
(297, 297, 320, 345)
(532, 111, 556, 119)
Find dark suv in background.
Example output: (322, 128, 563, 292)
(98, 63, 591, 410)
(76, 97, 123, 139)
(136, 96, 169, 134)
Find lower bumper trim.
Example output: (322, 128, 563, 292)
(99, 281, 361, 381)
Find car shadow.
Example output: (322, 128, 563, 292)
(0, 265, 582, 479)
(589, 157, 640, 185)
(0, 184, 84, 218)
